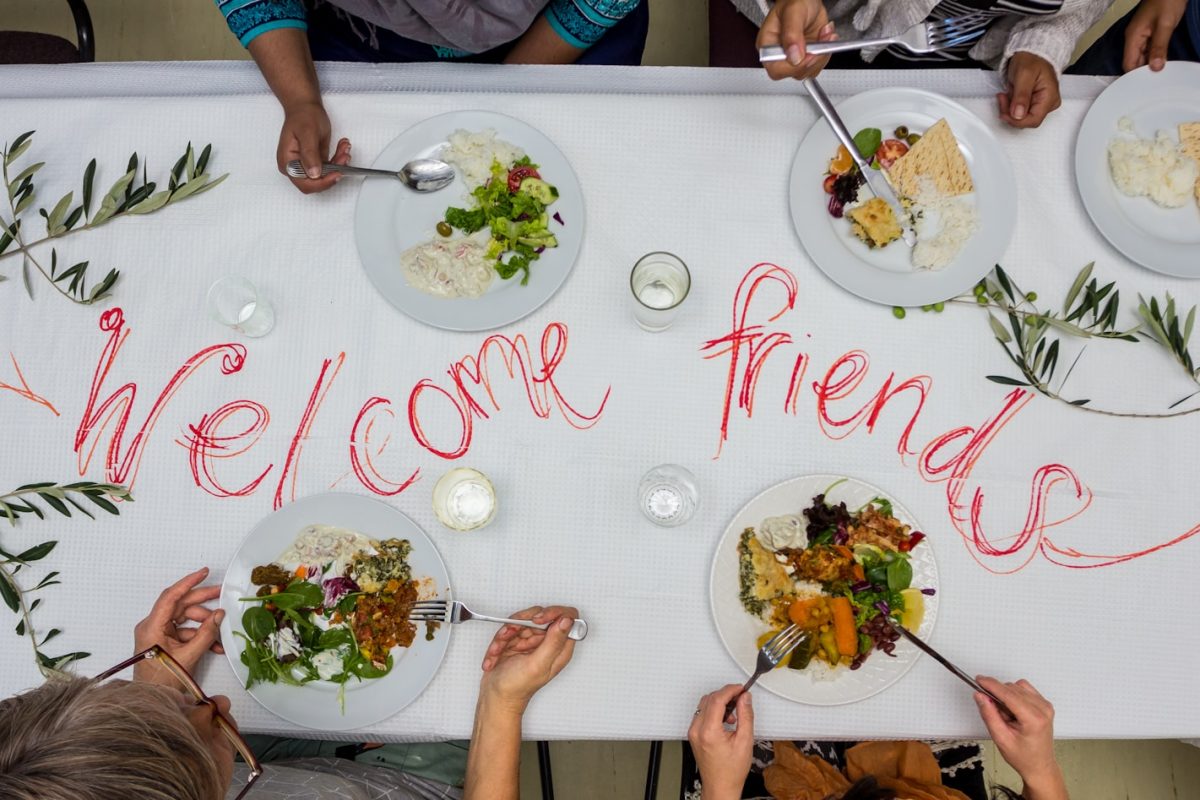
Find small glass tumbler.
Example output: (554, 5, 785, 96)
(638, 464, 698, 527)
(207, 276, 275, 337)
(630, 251, 690, 332)
(432, 467, 497, 532)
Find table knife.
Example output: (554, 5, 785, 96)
(802, 77, 915, 247)
(884, 616, 1017, 721)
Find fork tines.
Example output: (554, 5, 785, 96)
(408, 599, 449, 621)
(928, 13, 991, 47)
(763, 624, 807, 662)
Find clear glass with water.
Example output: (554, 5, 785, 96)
(432, 467, 497, 532)
(638, 464, 698, 527)
(206, 276, 275, 337)
(630, 252, 691, 332)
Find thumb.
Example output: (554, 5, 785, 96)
(1147, 19, 1174, 70)
(734, 691, 755, 742)
(975, 691, 1011, 740)
(1007, 61, 1036, 121)
(298, 130, 327, 180)
(188, 608, 225, 656)
(535, 615, 575, 669)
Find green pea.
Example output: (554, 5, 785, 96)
(933, 302, 945, 312)
(1025, 292, 1038, 302)
(976, 296, 989, 305)
(892, 307, 906, 319)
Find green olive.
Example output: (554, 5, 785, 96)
(436, 221, 452, 237)
(894, 125, 910, 139)
(906, 133, 921, 146)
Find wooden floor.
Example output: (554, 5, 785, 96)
(3, 0, 1195, 797)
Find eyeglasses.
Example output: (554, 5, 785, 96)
(95, 645, 262, 799)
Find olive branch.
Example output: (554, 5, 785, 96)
(1, 131, 227, 304)
(0, 481, 132, 676)
(946, 264, 1200, 418)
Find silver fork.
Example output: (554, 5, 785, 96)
(409, 599, 589, 641)
(759, 14, 991, 61)
(722, 624, 807, 718)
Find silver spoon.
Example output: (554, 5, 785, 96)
(285, 158, 455, 192)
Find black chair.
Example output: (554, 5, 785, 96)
(0, 0, 94, 64)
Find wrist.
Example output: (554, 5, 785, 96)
(478, 686, 530, 721)
(281, 96, 324, 116)
(1021, 764, 1068, 800)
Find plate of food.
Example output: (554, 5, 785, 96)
(355, 110, 584, 331)
(220, 492, 451, 730)
(710, 474, 939, 706)
(789, 88, 1016, 307)
(1075, 61, 1200, 277)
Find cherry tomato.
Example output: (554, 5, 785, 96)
(876, 139, 910, 169)
(822, 174, 837, 194)
(507, 165, 540, 192)
(828, 145, 854, 175)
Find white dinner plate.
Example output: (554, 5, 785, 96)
(709, 474, 939, 706)
(789, 88, 1017, 306)
(1075, 61, 1200, 277)
(220, 493, 452, 730)
(355, 110, 584, 331)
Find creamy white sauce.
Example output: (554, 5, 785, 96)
(756, 514, 806, 551)
(268, 627, 302, 661)
(401, 235, 494, 299)
(311, 647, 346, 681)
(277, 524, 374, 574)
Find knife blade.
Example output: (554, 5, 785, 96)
(802, 77, 915, 247)
(883, 615, 1017, 721)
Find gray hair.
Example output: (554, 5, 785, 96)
(0, 675, 224, 800)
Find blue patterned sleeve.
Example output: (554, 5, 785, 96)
(545, 0, 642, 49)
(215, 0, 307, 47)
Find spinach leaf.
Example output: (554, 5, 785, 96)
(241, 607, 276, 642)
(886, 558, 913, 592)
(271, 581, 323, 610)
(853, 128, 882, 160)
(319, 627, 354, 650)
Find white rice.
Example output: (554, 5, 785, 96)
(910, 178, 978, 271)
(442, 129, 526, 191)
(1107, 122, 1198, 208)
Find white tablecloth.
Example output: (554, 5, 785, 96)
(1, 62, 1197, 742)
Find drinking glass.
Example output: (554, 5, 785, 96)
(207, 276, 275, 337)
(630, 251, 690, 332)
(432, 467, 497, 531)
(638, 464, 698, 527)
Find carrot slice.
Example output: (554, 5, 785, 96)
(830, 596, 857, 659)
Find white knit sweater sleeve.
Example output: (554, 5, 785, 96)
(999, 0, 1111, 75)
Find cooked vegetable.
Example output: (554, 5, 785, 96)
(436, 221, 452, 237)
(830, 596, 857, 658)
(738, 529, 791, 617)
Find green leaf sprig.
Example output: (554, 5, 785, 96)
(1, 131, 228, 304)
(0, 481, 131, 676)
(898, 263, 1200, 419)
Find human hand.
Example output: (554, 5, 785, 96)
(998, 52, 1061, 128)
(1123, 0, 1188, 72)
(277, 100, 351, 194)
(975, 676, 1067, 800)
(758, 0, 836, 81)
(132, 568, 225, 687)
(687, 685, 754, 800)
(479, 606, 578, 714)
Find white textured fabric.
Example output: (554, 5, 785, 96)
(1, 64, 1198, 744)
(729, 0, 1109, 73)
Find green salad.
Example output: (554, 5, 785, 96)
(441, 156, 560, 285)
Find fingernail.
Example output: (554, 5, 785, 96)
(786, 44, 803, 66)
(333, 174, 343, 183)
(821, 22, 834, 36)
(306, 166, 321, 179)
(1152, 58, 1164, 70)
(1013, 105, 1026, 120)
(215, 609, 225, 622)
(558, 617, 573, 631)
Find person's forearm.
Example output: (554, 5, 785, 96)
(504, 15, 584, 64)
(246, 27, 323, 112)
(464, 695, 524, 800)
